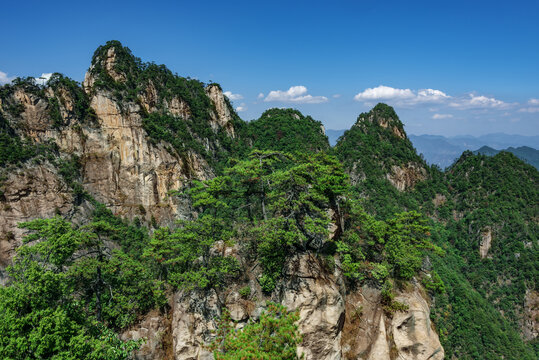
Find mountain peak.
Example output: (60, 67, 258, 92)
(247, 108, 329, 153)
(335, 104, 427, 191)
(84, 40, 141, 91)
(355, 103, 406, 139)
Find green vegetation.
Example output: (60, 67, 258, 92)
(87, 40, 248, 171)
(246, 108, 329, 154)
(0, 112, 52, 168)
(167, 149, 439, 301)
(47, 73, 97, 126)
(0, 210, 163, 359)
(0, 74, 94, 130)
(0, 40, 537, 358)
(182, 150, 348, 292)
(429, 232, 536, 359)
(439, 152, 538, 335)
(143, 215, 240, 289)
(335, 103, 422, 179)
(474, 145, 539, 169)
(336, 108, 538, 358)
(210, 303, 302, 360)
(336, 204, 442, 281)
(334, 103, 448, 219)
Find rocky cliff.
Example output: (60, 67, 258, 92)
(0, 42, 447, 359)
(0, 41, 240, 269)
(122, 252, 444, 360)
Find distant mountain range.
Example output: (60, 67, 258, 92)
(409, 133, 539, 169)
(326, 129, 539, 169)
(474, 146, 539, 169)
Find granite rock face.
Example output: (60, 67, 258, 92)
(0, 44, 446, 360)
(153, 253, 444, 360)
(391, 288, 445, 360)
(0, 164, 73, 271)
(279, 253, 346, 360)
(386, 162, 428, 191)
(0, 45, 238, 267)
(522, 289, 539, 341)
(341, 284, 444, 360)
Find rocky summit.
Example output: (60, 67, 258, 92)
(0, 41, 536, 360)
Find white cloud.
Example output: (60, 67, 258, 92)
(332, 94, 341, 98)
(0, 71, 15, 85)
(354, 85, 414, 101)
(35, 73, 53, 85)
(449, 94, 510, 109)
(354, 85, 449, 105)
(432, 113, 453, 119)
(528, 98, 539, 105)
(236, 103, 247, 112)
(223, 91, 243, 101)
(416, 89, 450, 102)
(353, 85, 518, 112)
(257, 93, 264, 99)
(264, 86, 328, 104)
(518, 107, 539, 113)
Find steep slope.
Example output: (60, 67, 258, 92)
(335, 104, 537, 358)
(334, 103, 447, 219)
(443, 151, 538, 342)
(335, 103, 427, 191)
(0, 42, 536, 360)
(0, 43, 446, 360)
(0, 41, 244, 268)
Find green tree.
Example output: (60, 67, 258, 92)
(0, 216, 148, 359)
(210, 303, 303, 360)
(144, 215, 240, 290)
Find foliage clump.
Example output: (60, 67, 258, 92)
(210, 302, 302, 360)
(0, 209, 164, 359)
(246, 108, 330, 154)
(0, 49, 537, 359)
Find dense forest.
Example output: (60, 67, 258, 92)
(0, 41, 537, 359)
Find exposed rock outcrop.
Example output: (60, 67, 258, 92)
(392, 288, 444, 360)
(172, 289, 221, 360)
(341, 284, 444, 360)
(0, 45, 241, 266)
(83, 46, 126, 91)
(12, 89, 52, 139)
(280, 253, 346, 360)
(432, 194, 447, 207)
(205, 84, 236, 138)
(386, 162, 428, 191)
(151, 253, 444, 360)
(79, 90, 207, 223)
(0, 164, 73, 271)
(0, 45, 447, 360)
(522, 289, 539, 341)
(479, 227, 493, 259)
(121, 309, 172, 360)
(358, 112, 406, 140)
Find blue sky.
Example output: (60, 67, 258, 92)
(1, 0, 538, 136)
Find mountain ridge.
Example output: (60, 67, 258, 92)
(0, 41, 536, 360)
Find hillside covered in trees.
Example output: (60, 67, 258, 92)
(0, 41, 537, 360)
